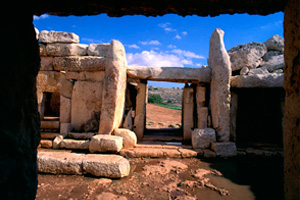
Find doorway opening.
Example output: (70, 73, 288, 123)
(144, 81, 184, 142)
(42, 92, 60, 121)
(235, 88, 284, 149)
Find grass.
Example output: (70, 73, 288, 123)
(149, 103, 182, 111)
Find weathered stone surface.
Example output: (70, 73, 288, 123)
(46, 43, 88, 56)
(182, 86, 194, 141)
(38, 151, 83, 175)
(60, 139, 90, 149)
(87, 43, 110, 57)
(41, 132, 61, 139)
(230, 73, 284, 88)
(260, 54, 284, 72)
(68, 132, 95, 139)
(192, 128, 216, 149)
(40, 57, 54, 71)
(53, 56, 105, 71)
(264, 34, 284, 52)
(198, 107, 208, 129)
(208, 28, 231, 142)
(133, 82, 147, 141)
(71, 81, 103, 131)
(95, 192, 127, 200)
(113, 128, 137, 148)
(83, 154, 130, 178)
(36, 71, 61, 99)
(99, 40, 127, 134)
(127, 65, 211, 83)
(248, 67, 269, 75)
(60, 123, 71, 135)
(211, 142, 237, 157)
(66, 71, 105, 81)
(122, 109, 133, 130)
(89, 135, 123, 153)
(60, 96, 71, 123)
(37, 151, 130, 178)
(35, 27, 39, 40)
(228, 42, 267, 71)
(40, 120, 59, 129)
(196, 85, 206, 107)
(240, 67, 249, 75)
(39, 30, 79, 44)
(53, 135, 64, 149)
(39, 43, 47, 56)
(40, 140, 53, 148)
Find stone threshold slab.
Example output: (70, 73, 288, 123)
(37, 151, 130, 178)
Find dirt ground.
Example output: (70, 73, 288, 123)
(36, 157, 261, 200)
(146, 104, 181, 129)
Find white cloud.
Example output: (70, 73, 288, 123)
(181, 59, 193, 65)
(195, 63, 202, 67)
(171, 49, 205, 59)
(127, 50, 183, 67)
(260, 20, 283, 30)
(33, 14, 49, 20)
(174, 34, 181, 40)
(182, 31, 188, 36)
(127, 44, 140, 49)
(158, 22, 177, 32)
(140, 40, 161, 45)
(167, 44, 177, 49)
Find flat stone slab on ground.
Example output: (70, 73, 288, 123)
(37, 151, 130, 178)
(89, 135, 123, 153)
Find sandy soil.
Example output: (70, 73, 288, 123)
(146, 104, 181, 129)
(36, 158, 256, 200)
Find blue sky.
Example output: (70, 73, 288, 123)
(34, 12, 283, 87)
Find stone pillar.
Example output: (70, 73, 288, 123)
(0, 13, 40, 199)
(208, 28, 232, 142)
(230, 91, 238, 142)
(133, 81, 147, 141)
(283, 0, 299, 199)
(99, 40, 127, 134)
(196, 85, 208, 128)
(183, 85, 194, 141)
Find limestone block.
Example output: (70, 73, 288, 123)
(60, 123, 71, 136)
(53, 135, 64, 149)
(182, 86, 194, 141)
(83, 154, 130, 178)
(99, 40, 127, 134)
(123, 109, 133, 130)
(36, 71, 61, 99)
(264, 34, 284, 52)
(39, 43, 47, 56)
(40, 121, 60, 129)
(40, 140, 53, 148)
(87, 43, 110, 57)
(133, 82, 147, 141)
(196, 86, 206, 107)
(35, 27, 39, 40)
(46, 43, 88, 56)
(68, 132, 95, 140)
(240, 67, 249, 75)
(89, 135, 123, 153)
(227, 42, 267, 71)
(40, 57, 54, 71)
(198, 107, 208, 129)
(230, 73, 284, 88)
(127, 65, 212, 83)
(192, 128, 216, 149)
(211, 142, 237, 157)
(60, 139, 90, 149)
(113, 128, 137, 148)
(71, 81, 103, 131)
(66, 71, 105, 81)
(60, 96, 71, 123)
(208, 28, 231, 142)
(38, 151, 83, 175)
(39, 30, 79, 44)
(53, 56, 105, 72)
(248, 67, 269, 76)
(260, 54, 284, 72)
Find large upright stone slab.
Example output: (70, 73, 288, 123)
(99, 40, 127, 134)
(133, 82, 147, 141)
(208, 29, 231, 142)
(196, 86, 207, 128)
(71, 81, 103, 131)
(182, 85, 194, 141)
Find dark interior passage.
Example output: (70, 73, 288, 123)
(235, 88, 285, 148)
(43, 92, 60, 118)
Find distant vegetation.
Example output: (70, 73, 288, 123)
(148, 93, 182, 111)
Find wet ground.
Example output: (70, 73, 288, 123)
(36, 157, 283, 200)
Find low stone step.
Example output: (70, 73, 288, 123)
(37, 151, 130, 178)
(60, 139, 90, 150)
(143, 135, 183, 142)
(41, 132, 61, 139)
(41, 120, 60, 129)
(120, 144, 199, 158)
